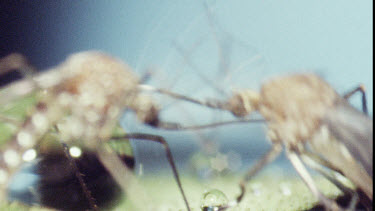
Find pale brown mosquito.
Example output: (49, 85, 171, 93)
(141, 4, 373, 209)
(0, 51, 201, 210)
(147, 73, 373, 210)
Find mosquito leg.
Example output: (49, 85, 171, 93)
(286, 149, 343, 211)
(0, 54, 39, 104)
(111, 133, 191, 211)
(211, 144, 282, 211)
(0, 53, 37, 90)
(300, 152, 374, 210)
(96, 142, 146, 210)
(61, 143, 98, 211)
(300, 153, 355, 196)
(301, 151, 342, 176)
(343, 85, 368, 115)
(0, 53, 35, 77)
(234, 143, 282, 205)
(0, 79, 38, 105)
(0, 115, 20, 126)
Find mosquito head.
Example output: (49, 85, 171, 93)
(130, 94, 160, 127)
(225, 89, 260, 117)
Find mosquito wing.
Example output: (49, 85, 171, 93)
(323, 97, 373, 178)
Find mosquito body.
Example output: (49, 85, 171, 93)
(153, 73, 373, 210)
(0, 51, 191, 210)
(230, 74, 373, 208)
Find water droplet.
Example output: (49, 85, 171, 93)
(200, 189, 228, 211)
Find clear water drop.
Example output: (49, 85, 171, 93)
(200, 189, 228, 211)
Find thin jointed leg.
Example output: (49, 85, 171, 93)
(301, 151, 374, 210)
(301, 151, 342, 175)
(286, 150, 342, 211)
(111, 133, 191, 211)
(343, 85, 368, 115)
(0, 53, 35, 76)
(96, 142, 145, 210)
(300, 153, 360, 210)
(235, 144, 282, 204)
(0, 53, 37, 88)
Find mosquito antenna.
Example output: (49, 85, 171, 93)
(139, 84, 226, 110)
(157, 118, 264, 131)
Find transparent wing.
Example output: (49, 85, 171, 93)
(323, 98, 373, 177)
(128, 4, 269, 180)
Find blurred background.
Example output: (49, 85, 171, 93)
(0, 0, 372, 193)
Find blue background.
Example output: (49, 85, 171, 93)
(1, 1, 372, 174)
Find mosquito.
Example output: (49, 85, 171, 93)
(0, 51, 193, 210)
(146, 73, 373, 210)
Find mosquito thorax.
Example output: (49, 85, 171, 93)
(49, 51, 142, 144)
(258, 74, 338, 145)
